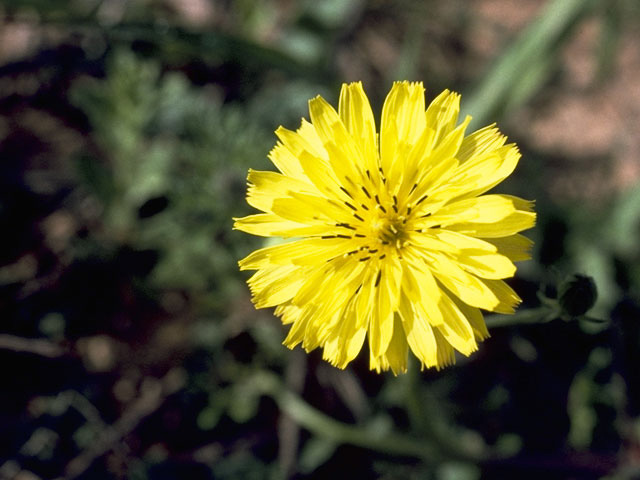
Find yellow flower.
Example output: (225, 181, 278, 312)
(234, 81, 535, 374)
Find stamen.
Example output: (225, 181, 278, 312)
(340, 186, 353, 199)
(416, 194, 429, 205)
(336, 222, 356, 230)
(344, 201, 357, 211)
(353, 213, 365, 222)
(361, 203, 369, 211)
(361, 186, 371, 198)
(359, 256, 371, 262)
(375, 270, 381, 287)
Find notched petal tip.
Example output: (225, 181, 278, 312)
(391, 79, 425, 89)
(343, 80, 364, 89)
(231, 217, 243, 230)
(308, 94, 329, 110)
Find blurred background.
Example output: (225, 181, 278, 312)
(1, 0, 640, 478)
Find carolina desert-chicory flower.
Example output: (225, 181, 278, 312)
(234, 81, 535, 374)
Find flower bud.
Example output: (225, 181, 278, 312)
(558, 274, 597, 317)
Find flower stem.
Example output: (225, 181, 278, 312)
(484, 306, 557, 329)
(254, 370, 439, 460)
(254, 369, 493, 463)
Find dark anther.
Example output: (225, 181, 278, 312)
(340, 186, 353, 199)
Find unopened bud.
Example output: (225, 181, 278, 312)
(558, 274, 597, 317)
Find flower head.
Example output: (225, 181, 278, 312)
(235, 82, 535, 374)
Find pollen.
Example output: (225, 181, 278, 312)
(368, 212, 408, 248)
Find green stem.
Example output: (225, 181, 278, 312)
(254, 369, 495, 463)
(484, 306, 556, 329)
(255, 371, 441, 461)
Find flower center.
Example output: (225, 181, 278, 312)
(369, 214, 408, 248)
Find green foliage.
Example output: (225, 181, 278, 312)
(71, 49, 272, 294)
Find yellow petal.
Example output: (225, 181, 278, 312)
(456, 252, 516, 279)
(427, 115, 471, 169)
(428, 253, 500, 310)
(444, 144, 521, 201)
(246, 169, 315, 212)
(276, 120, 327, 161)
(323, 295, 367, 368)
(233, 213, 328, 237)
(450, 295, 489, 341)
(324, 324, 367, 369)
(368, 267, 395, 359)
(374, 315, 409, 374)
(275, 123, 340, 197)
(380, 82, 426, 177)
(430, 230, 498, 253)
(239, 237, 347, 270)
(271, 192, 353, 225)
(435, 291, 477, 356)
(480, 279, 522, 314)
(483, 234, 534, 261)
(308, 95, 366, 187)
(247, 265, 306, 308)
(354, 266, 377, 329)
(398, 291, 438, 368)
(268, 141, 307, 180)
(432, 327, 456, 369)
(427, 194, 518, 227)
(401, 255, 443, 325)
(292, 256, 352, 306)
(446, 197, 536, 238)
(426, 89, 460, 145)
(338, 82, 378, 174)
(457, 124, 506, 164)
(395, 126, 437, 200)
